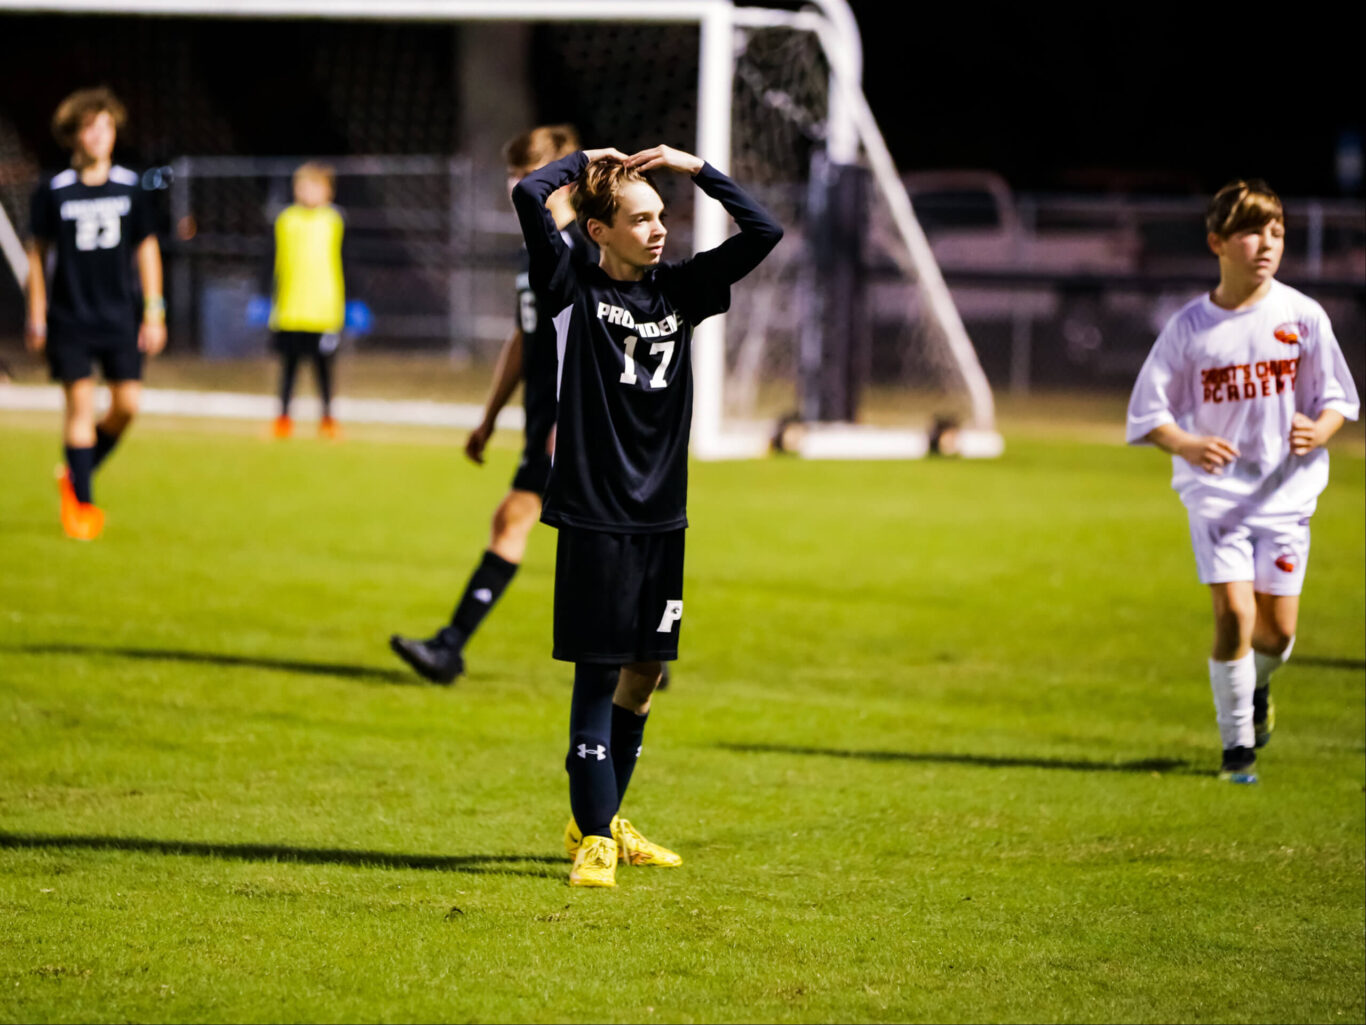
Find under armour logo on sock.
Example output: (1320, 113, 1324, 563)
(577, 743, 607, 761)
(473, 588, 493, 603)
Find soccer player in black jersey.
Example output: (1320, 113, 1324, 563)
(389, 125, 586, 684)
(26, 87, 165, 541)
(512, 144, 782, 887)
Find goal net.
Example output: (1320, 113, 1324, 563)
(0, 0, 1001, 459)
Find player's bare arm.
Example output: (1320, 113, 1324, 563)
(136, 235, 166, 355)
(25, 239, 48, 353)
(1289, 409, 1345, 455)
(1145, 422, 1240, 473)
(626, 145, 704, 176)
(466, 327, 525, 465)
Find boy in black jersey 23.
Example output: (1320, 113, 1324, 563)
(26, 87, 165, 541)
(513, 144, 781, 887)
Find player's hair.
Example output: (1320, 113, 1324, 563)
(1206, 179, 1283, 237)
(503, 124, 581, 170)
(51, 86, 127, 150)
(572, 158, 659, 232)
(292, 161, 336, 199)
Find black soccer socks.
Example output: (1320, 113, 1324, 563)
(567, 662, 619, 839)
(610, 701, 649, 814)
(65, 445, 95, 504)
(92, 425, 122, 470)
(446, 550, 519, 649)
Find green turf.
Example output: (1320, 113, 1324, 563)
(1, 412, 1362, 1024)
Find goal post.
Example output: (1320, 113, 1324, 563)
(2, 0, 1002, 459)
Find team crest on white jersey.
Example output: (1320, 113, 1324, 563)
(1273, 321, 1306, 345)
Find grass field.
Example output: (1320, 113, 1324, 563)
(1, 404, 1363, 1024)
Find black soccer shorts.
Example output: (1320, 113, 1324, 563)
(552, 526, 685, 664)
(272, 330, 337, 357)
(46, 333, 142, 383)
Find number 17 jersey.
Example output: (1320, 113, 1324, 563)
(546, 265, 700, 532)
(514, 151, 782, 534)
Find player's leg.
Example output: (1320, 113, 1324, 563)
(58, 375, 104, 539)
(388, 489, 540, 684)
(604, 530, 684, 867)
(1190, 512, 1258, 781)
(94, 378, 141, 471)
(315, 333, 339, 437)
(61, 377, 97, 498)
(1208, 581, 1258, 780)
(1249, 518, 1309, 747)
(273, 333, 299, 436)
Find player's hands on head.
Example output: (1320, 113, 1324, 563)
(1289, 411, 1323, 455)
(1180, 434, 1240, 473)
(466, 422, 492, 465)
(627, 146, 704, 176)
(25, 320, 47, 353)
(582, 147, 629, 164)
(138, 320, 166, 356)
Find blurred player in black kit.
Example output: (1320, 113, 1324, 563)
(26, 87, 165, 540)
(512, 144, 782, 887)
(390, 125, 586, 683)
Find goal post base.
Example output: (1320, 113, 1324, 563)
(696, 421, 1004, 461)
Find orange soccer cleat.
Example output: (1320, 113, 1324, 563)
(272, 415, 294, 439)
(318, 415, 342, 441)
(54, 464, 77, 518)
(61, 500, 105, 541)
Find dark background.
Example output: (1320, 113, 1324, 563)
(2, 6, 1362, 198)
(853, 3, 1364, 197)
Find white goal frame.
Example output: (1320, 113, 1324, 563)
(0, 0, 1002, 459)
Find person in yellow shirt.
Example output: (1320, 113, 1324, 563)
(270, 162, 345, 439)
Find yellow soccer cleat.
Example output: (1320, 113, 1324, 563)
(614, 817, 682, 868)
(566, 816, 683, 867)
(568, 835, 618, 888)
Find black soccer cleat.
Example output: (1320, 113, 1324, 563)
(389, 633, 464, 685)
(1218, 746, 1258, 785)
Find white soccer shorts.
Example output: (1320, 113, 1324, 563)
(1187, 511, 1311, 595)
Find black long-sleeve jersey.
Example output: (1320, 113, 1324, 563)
(512, 151, 782, 533)
(515, 224, 591, 455)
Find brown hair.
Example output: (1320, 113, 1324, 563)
(1206, 179, 1283, 237)
(571, 157, 659, 232)
(293, 161, 336, 199)
(503, 124, 581, 170)
(51, 86, 127, 150)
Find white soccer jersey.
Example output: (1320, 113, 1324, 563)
(1127, 280, 1360, 521)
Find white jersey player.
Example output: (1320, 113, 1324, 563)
(1126, 178, 1359, 784)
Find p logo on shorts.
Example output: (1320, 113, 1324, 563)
(657, 599, 683, 633)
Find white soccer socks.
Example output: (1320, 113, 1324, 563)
(1208, 653, 1257, 751)
(1254, 634, 1295, 688)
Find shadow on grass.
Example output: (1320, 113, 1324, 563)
(1294, 655, 1366, 672)
(0, 832, 564, 878)
(719, 743, 1197, 775)
(11, 643, 412, 685)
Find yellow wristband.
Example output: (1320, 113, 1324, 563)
(144, 296, 166, 323)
